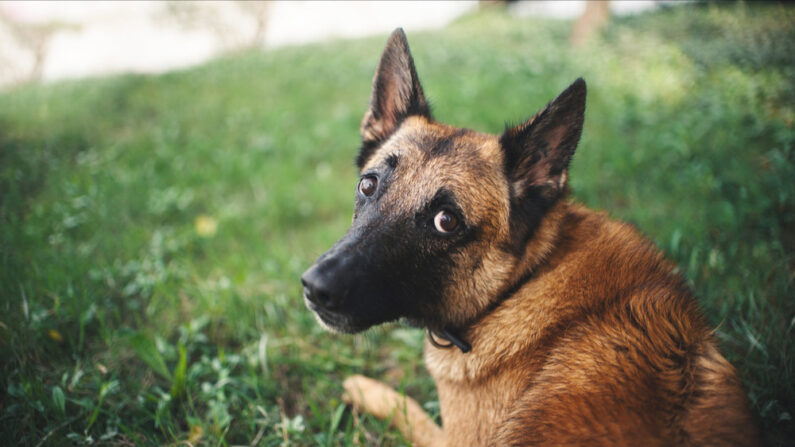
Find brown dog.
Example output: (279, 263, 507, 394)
(301, 28, 761, 446)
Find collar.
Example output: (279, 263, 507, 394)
(427, 327, 471, 353)
(425, 269, 536, 354)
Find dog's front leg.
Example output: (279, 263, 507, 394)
(343, 375, 445, 447)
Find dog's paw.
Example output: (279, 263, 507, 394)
(342, 374, 444, 446)
(342, 374, 373, 408)
(342, 374, 399, 414)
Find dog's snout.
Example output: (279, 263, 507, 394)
(301, 265, 342, 310)
(302, 233, 362, 312)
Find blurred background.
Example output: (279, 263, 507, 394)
(0, 1, 660, 88)
(0, 1, 792, 446)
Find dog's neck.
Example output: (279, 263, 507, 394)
(426, 200, 570, 354)
(424, 202, 612, 383)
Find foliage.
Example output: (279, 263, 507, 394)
(1, 3, 792, 445)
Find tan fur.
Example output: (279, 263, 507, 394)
(344, 117, 761, 446)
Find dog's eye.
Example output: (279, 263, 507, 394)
(433, 210, 459, 234)
(358, 175, 378, 196)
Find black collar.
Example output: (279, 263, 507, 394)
(427, 328, 471, 353)
(425, 270, 536, 354)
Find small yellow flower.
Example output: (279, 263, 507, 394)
(48, 329, 64, 343)
(188, 425, 203, 444)
(195, 215, 218, 237)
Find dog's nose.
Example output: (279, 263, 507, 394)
(301, 265, 341, 310)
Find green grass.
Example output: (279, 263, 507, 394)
(1, 3, 793, 445)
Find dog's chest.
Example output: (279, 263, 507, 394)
(433, 365, 533, 446)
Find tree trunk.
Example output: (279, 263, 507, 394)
(571, 1, 611, 47)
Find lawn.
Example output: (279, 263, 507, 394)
(1, 3, 792, 446)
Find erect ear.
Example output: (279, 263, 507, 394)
(357, 28, 431, 168)
(499, 78, 586, 201)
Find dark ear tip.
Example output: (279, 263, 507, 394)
(566, 77, 587, 99)
(552, 78, 586, 115)
(387, 28, 408, 47)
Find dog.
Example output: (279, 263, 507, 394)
(301, 28, 761, 446)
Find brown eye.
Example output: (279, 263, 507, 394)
(433, 210, 459, 233)
(358, 175, 378, 196)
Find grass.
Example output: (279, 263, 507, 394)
(1, 3, 793, 446)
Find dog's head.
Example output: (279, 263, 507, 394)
(302, 29, 585, 334)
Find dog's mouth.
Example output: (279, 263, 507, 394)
(303, 295, 368, 334)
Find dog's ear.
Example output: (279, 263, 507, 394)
(499, 78, 586, 201)
(499, 79, 586, 249)
(358, 28, 431, 168)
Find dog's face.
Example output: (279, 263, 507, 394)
(302, 29, 585, 333)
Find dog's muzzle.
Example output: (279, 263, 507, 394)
(301, 231, 368, 332)
(301, 263, 342, 311)
(301, 232, 358, 310)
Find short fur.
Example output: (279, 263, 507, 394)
(302, 29, 761, 446)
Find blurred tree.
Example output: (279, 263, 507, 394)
(162, 1, 270, 51)
(571, 1, 610, 47)
(0, 10, 78, 85)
